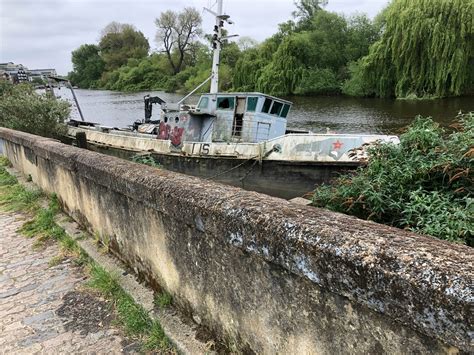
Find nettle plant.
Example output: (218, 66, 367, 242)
(313, 113, 473, 246)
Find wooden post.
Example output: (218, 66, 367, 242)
(76, 132, 88, 149)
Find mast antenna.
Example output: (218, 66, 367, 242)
(204, 0, 237, 94)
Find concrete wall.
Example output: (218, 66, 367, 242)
(0, 128, 472, 354)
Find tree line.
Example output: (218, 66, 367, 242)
(69, 0, 473, 99)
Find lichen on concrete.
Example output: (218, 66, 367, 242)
(0, 127, 472, 354)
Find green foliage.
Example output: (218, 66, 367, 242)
(355, 0, 473, 98)
(256, 34, 308, 95)
(20, 196, 66, 248)
(154, 291, 172, 309)
(292, 0, 328, 29)
(0, 160, 42, 213)
(0, 81, 69, 138)
(99, 23, 150, 72)
(102, 54, 171, 91)
(233, 47, 268, 91)
(88, 264, 171, 350)
(69, 1, 472, 99)
(143, 322, 170, 351)
(236, 10, 380, 96)
(131, 154, 161, 168)
(69, 44, 105, 88)
(342, 60, 375, 97)
(313, 113, 474, 245)
(295, 68, 340, 95)
(30, 77, 46, 85)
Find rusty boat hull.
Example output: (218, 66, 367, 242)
(66, 126, 396, 199)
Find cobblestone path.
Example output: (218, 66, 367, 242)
(0, 211, 136, 354)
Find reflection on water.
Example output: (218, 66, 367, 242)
(288, 95, 474, 134)
(58, 88, 473, 135)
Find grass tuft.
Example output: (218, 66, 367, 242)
(48, 255, 65, 267)
(88, 264, 173, 351)
(0, 157, 42, 212)
(155, 291, 173, 309)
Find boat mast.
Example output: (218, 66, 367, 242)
(210, 0, 223, 94)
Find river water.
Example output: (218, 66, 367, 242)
(58, 88, 473, 135)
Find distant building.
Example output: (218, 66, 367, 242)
(0, 62, 29, 83)
(0, 62, 57, 84)
(27, 68, 57, 82)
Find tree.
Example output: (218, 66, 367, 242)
(155, 7, 202, 74)
(358, 0, 474, 98)
(0, 82, 69, 138)
(69, 44, 105, 88)
(99, 23, 150, 71)
(292, 0, 328, 28)
(256, 33, 311, 95)
(344, 14, 380, 63)
(308, 11, 349, 72)
(237, 36, 258, 51)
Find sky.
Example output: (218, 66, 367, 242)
(0, 0, 389, 75)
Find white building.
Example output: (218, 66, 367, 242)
(0, 62, 57, 83)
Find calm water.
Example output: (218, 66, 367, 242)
(57, 88, 473, 135)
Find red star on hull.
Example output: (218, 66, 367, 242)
(332, 140, 344, 150)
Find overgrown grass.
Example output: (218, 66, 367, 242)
(88, 264, 172, 351)
(131, 154, 161, 168)
(155, 291, 173, 309)
(313, 113, 474, 246)
(0, 158, 42, 212)
(0, 161, 172, 352)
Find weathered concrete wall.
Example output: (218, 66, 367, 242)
(1, 128, 472, 354)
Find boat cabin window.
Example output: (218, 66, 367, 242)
(262, 98, 272, 113)
(246, 97, 258, 112)
(198, 97, 209, 109)
(217, 97, 235, 110)
(281, 104, 290, 118)
(270, 101, 283, 116)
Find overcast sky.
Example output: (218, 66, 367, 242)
(0, 0, 389, 75)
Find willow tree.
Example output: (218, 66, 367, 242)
(256, 34, 310, 95)
(360, 0, 473, 98)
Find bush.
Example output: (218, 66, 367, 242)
(313, 113, 474, 245)
(342, 60, 375, 97)
(295, 68, 340, 95)
(0, 81, 69, 138)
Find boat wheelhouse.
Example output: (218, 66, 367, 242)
(193, 93, 292, 143)
(153, 93, 292, 147)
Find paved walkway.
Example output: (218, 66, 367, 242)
(0, 211, 136, 354)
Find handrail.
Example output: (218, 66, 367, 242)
(177, 75, 212, 105)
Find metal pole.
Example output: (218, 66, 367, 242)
(177, 75, 212, 105)
(210, 0, 223, 94)
(66, 81, 85, 122)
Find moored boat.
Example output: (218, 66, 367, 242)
(65, 0, 399, 199)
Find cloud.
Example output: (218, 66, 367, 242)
(0, 0, 389, 75)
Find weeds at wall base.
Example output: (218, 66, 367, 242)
(154, 292, 173, 309)
(0, 159, 173, 352)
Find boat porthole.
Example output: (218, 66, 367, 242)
(164, 116, 168, 123)
(175, 117, 179, 123)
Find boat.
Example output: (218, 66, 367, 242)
(63, 0, 399, 199)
